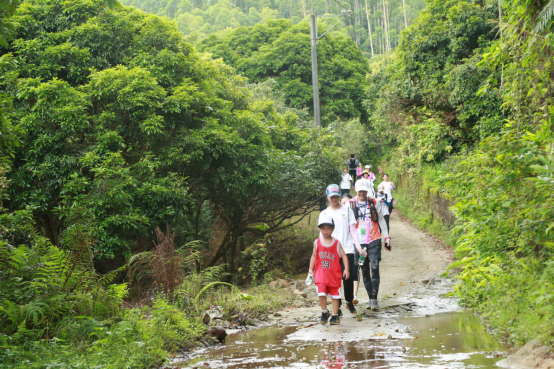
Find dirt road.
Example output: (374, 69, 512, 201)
(178, 212, 507, 368)
(264, 212, 455, 338)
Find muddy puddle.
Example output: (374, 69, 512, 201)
(174, 280, 507, 368)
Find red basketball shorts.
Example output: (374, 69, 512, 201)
(315, 283, 341, 299)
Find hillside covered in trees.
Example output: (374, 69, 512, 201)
(120, 0, 426, 56)
(368, 0, 554, 348)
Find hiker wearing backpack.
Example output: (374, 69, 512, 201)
(319, 184, 366, 317)
(347, 154, 358, 186)
(350, 180, 391, 311)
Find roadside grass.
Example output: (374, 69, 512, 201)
(463, 262, 554, 347)
(393, 188, 456, 247)
(0, 279, 300, 369)
(392, 181, 457, 247)
(390, 167, 554, 348)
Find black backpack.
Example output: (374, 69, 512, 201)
(348, 158, 357, 168)
(350, 198, 378, 222)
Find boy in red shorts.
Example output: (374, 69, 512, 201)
(308, 214, 350, 325)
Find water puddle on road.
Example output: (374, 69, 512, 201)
(176, 281, 507, 368)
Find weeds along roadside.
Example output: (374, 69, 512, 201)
(386, 149, 554, 348)
(0, 208, 315, 368)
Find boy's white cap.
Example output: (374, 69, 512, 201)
(365, 164, 371, 168)
(318, 213, 335, 228)
(355, 180, 371, 193)
(378, 184, 385, 191)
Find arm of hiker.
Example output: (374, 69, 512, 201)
(339, 243, 350, 280)
(347, 207, 366, 257)
(309, 240, 317, 274)
(377, 204, 392, 251)
(349, 224, 366, 257)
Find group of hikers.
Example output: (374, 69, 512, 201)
(308, 154, 395, 325)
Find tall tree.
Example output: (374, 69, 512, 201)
(364, 0, 374, 56)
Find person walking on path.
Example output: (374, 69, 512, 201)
(379, 173, 396, 214)
(350, 180, 391, 310)
(360, 171, 376, 198)
(376, 184, 391, 233)
(356, 163, 363, 181)
(308, 214, 350, 325)
(364, 165, 376, 182)
(319, 184, 366, 316)
(347, 154, 358, 185)
(340, 167, 352, 196)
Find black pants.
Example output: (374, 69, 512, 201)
(339, 253, 358, 306)
(360, 242, 381, 299)
(349, 169, 357, 184)
(340, 188, 350, 196)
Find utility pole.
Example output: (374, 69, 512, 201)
(310, 15, 320, 127)
(310, 10, 352, 127)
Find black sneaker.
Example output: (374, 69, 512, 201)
(320, 311, 330, 324)
(338, 308, 343, 317)
(329, 315, 340, 325)
(346, 301, 357, 314)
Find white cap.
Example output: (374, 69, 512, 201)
(355, 180, 371, 193)
(365, 165, 370, 168)
(318, 213, 335, 228)
(378, 184, 385, 191)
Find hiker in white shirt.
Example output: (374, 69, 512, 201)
(379, 173, 395, 214)
(340, 167, 352, 196)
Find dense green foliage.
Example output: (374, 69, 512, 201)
(0, 0, 338, 268)
(120, 0, 426, 57)
(373, 0, 554, 347)
(198, 19, 369, 124)
(366, 0, 503, 167)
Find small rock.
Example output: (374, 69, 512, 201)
(269, 280, 279, 289)
(388, 335, 393, 339)
(207, 326, 227, 342)
(202, 308, 223, 325)
(293, 289, 308, 298)
(273, 312, 282, 317)
(277, 278, 290, 287)
(246, 318, 264, 327)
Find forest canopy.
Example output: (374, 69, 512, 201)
(198, 19, 369, 124)
(0, 0, 339, 271)
(120, 0, 427, 57)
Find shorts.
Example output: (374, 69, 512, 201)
(315, 283, 341, 299)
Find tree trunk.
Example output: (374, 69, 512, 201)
(354, 0, 361, 46)
(225, 232, 240, 280)
(382, 0, 391, 51)
(41, 214, 59, 246)
(300, 0, 306, 17)
(290, 0, 293, 18)
(402, 0, 408, 29)
(364, 0, 374, 57)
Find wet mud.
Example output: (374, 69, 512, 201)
(174, 280, 506, 368)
